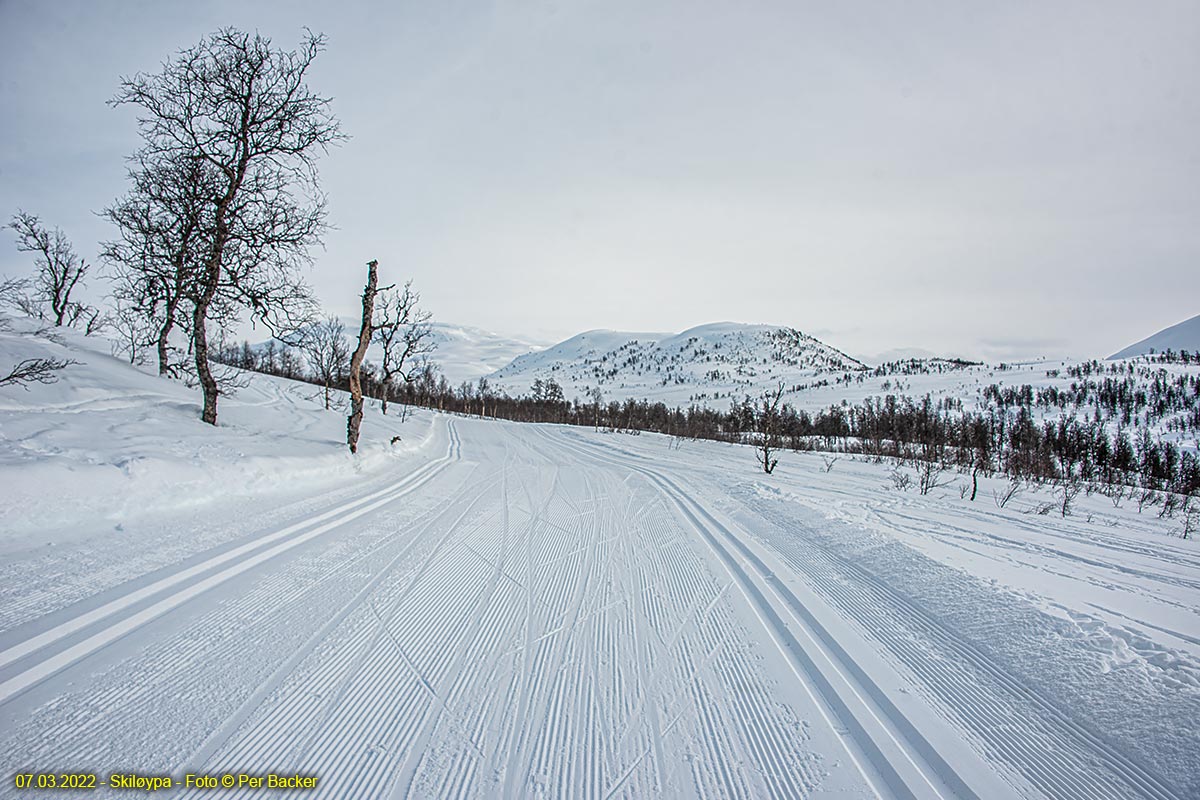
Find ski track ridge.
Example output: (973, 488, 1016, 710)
(0, 419, 462, 707)
(555, 429, 1188, 800)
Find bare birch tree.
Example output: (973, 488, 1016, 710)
(112, 28, 341, 425)
(103, 154, 214, 375)
(372, 281, 435, 415)
(298, 316, 348, 409)
(7, 211, 95, 327)
(756, 383, 785, 474)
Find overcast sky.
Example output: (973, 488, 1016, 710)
(1, 0, 1197, 361)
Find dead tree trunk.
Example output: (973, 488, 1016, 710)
(347, 259, 379, 453)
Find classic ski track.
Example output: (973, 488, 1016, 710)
(525, 431, 825, 800)
(781, 476, 1200, 575)
(20, 418, 1188, 799)
(863, 504, 1200, 594)
(190, 473, 506, 799)
(745, 492, 1189, 800)
(560, 430, 1188, 800)
(8, 459, 477, 778)
(0, 419, 463, 706)
(182, 437, 495, 780)
(545, 431, 918, 799)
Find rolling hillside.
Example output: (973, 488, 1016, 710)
(487, 322, 867, 404)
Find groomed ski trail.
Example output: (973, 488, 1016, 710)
(2, 415, 1191, 799)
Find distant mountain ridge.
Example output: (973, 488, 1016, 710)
(487, 321, 866, 404)
(251, 321, 547, 385)
(1109, 313, 1200, 359)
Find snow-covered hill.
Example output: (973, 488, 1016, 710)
(426, 322, 546, 384)
(488, 321, 866, 404)
(1110, 313, 1200, 359)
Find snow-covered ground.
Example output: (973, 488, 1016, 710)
(1, 322, 1198, 799)
(0, 320, 434, 548)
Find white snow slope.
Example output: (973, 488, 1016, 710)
(1109, 313, 1200, 360)
(250, 320, 545, 386)
(425, 322, 548, 384)
(488, 322, 866, 405)
(1, 321, 1198, 799)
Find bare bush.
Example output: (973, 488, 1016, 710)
(1100, 483, 1126, 509)
(297, 316, 348, 410)
(916, 459, 952, 495)
(1060, 480, 1082, 518)
(755, 383, 784, 474)
(1032, 501, 1056, 516)
(994, 478, 1024, 509)
(1183, 496, 1197, 540)
(1159, 493, 1181, 520)
(0, 357, 79, 389)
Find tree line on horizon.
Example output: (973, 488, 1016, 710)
(218, 334, 1199, 529)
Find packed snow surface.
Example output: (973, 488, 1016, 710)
(1, 322, 1198, 799)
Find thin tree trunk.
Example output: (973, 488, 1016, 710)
(381, 382, 389, 416)
(193, 295, 218, 425)
(157, 319, 173, 375)
(157, 293, 178, 376)
(194, 175, 238, 425)
(347, 259, 378, 453)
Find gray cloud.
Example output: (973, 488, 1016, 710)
(2, 0, 1197, 360)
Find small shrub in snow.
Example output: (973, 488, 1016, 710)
(1060, 480, 1082, 518)
(994, 479, 1024, 509)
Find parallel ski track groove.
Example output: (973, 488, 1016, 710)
(0, 421, 463, 707)
(560, 429, 1186, 800)
(745, 495, 1184, 800)
(548, 430, 969, 800)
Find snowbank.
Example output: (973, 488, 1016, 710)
(0, 317, 437, 546)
